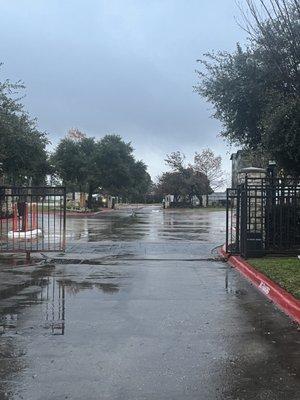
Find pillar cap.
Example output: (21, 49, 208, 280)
(239, 167, 266, 174)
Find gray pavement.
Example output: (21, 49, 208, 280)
(0, 205, 299, 400)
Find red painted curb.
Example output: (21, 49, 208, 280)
(218, 246, 300, 325)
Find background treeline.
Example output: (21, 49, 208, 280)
(0, 68, 151, 203)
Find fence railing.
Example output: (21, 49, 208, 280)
(0, 186, 66, 254)
(226, 177, 300, 257)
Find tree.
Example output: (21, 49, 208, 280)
(193, 149, 226, 192)
(52, 132, 152, 207)
(195, 0, 300, 174)
(51, 137, 85, 191)
(165, 151, 186, 172)
(0, 66, 49, 184)
(157, 168, 210, 206)
(96, 135, 133, 195)
(78, 136, 100, 208)
(95, 134, 151, 200)
(51, 132, 100, 207)
(129, 160, 152, 202)
(157, 171, 189, 203)
(156, 152, 211, 206)
(67, 128, 86, 141)
(240, 0, 300, 96)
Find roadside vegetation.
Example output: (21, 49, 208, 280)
(248, 258, 300, 299)
(195, 0, 300, 176)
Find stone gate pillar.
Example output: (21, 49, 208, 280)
(238, 167, 266, 257)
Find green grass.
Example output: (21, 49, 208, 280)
(247, 257, 300, 299)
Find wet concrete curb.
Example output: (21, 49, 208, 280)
(218, 246, 300, 325)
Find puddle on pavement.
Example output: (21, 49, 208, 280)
(0, 265, 127, 339)
(65, 208, 226, 243)
(0, 208, 226, 341)
(66, 214, 143, 242)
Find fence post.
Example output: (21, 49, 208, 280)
(236, 186, 240, 253)
(225, 189, 229, 253)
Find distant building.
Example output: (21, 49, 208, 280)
(164, 194, 175, 208)
(163, 194, 201, 208)
(202, 192, 227, 207)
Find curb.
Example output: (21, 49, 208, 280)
(218, 246, 300, 325)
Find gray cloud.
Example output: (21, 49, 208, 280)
(0, 0, 245, 179)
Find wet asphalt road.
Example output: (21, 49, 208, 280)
(0, 205, 299, 400)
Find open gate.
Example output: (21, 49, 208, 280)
(226, 177, 300, 257)
(0, 186, 66, 255)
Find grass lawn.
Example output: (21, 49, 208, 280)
(247, 257, 300, 300)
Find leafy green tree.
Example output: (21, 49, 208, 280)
(78, 135, 100, 207)
(0, 66, 49, 184)
(129, 160, 152, 202)
(51, 137, 84, 190)
(156, 171, 186, 203)
(96, 134, 152, 200)
(52, 132, 152, 207)
(51, 131, 99, 207)
(195, 0, 300, 174)
(96, 135, 134, 196)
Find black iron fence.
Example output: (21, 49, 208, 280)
(0, 186, 66, 254)
(226, 177, 300, 257)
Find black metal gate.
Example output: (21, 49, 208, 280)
(226, 178, 300, 257)
(0, 186, 66, 254)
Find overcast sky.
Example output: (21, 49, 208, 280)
(0, 0, 247, 180)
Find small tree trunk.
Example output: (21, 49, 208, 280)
(87, 185, 93, 209)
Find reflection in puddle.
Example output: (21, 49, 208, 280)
(0, 266, 126, 335)
(43, 278, 65, 335)
(66, 214, 142, 242)
(59, 278, 119, 294)
(66, 207, 226, 244)
(0, 274, 120, 337)
(0, 277, 65, 336)
(42, 275, 121, 336)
